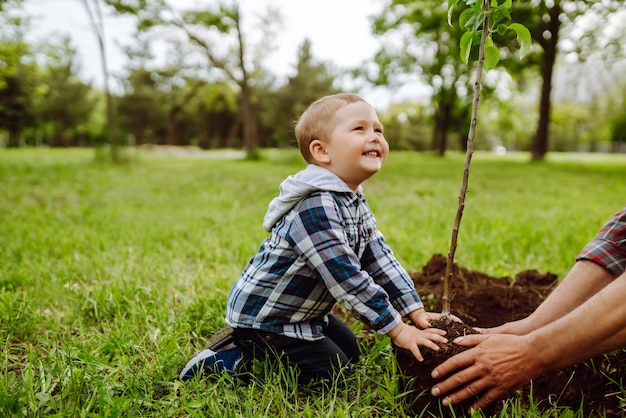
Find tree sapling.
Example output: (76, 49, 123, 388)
(395, 0, 531, 414)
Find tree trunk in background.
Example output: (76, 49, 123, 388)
(432, 99, 451, 156)
(531, 3, 561, 161)
(240, 83, 254, 153)
(7, 129, 21, 147)
(166, 106, 181, 145)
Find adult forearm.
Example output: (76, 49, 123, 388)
(521, 261, 615, 332)
(528, 270, 626, 371)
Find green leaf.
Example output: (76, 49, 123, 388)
(469, 0, 482, 10)
(490, 6, 511, 25)
(459, 8, 474, 31)
(460, 31, 473, 64)
(483, 44, 500, 70)
(473, 32, 482, 46)
(496, 23, 508, 36)
(447, 0, 457, 26)
(509, 23, 532, 58)
(461, 9, 483, 33)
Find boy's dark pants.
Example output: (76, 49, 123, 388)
(232, 313, 360, 385)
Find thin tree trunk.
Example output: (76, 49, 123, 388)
(531, 2, 560, 161)
(234, 5, 258, 158)
(82, 0, 117, 161)
(441, 0, 489, 319)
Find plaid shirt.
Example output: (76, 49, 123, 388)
(226, 190, 423, 341)
(577, 207, 626, 275)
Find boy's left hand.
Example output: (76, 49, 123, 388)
(409, 309, 462, 329)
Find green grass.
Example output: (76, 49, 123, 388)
(1, 147, 625, 417)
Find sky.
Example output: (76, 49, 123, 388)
(24, 0, 427, 109)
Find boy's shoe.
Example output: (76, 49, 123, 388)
(178, 346, 247, 381)
(205, 325, 238, 351)
(179, 326, 249, 381)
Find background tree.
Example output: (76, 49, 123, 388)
(108, 0, 282, 159)
(188, 82, 238, 149)
(372, 0, 473, 156)
(500, 0, 624, 159)
(257, 38, 339, 148)
(371, 0, 624, 159)
(0, 4, 38, 147)
(117, 66, 161, 146)
(117, 33, 224, 148)
(379, 101, 432, 151)
(37, 36, 97, 147)
(609, 79, 626, 152)
(82, 0, 118, 160)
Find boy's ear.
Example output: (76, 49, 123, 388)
(309, 139, 331, 164)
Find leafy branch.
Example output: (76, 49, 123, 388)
(441, 0, 531, 320)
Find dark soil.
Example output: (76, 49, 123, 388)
(395, 253, 626, 417)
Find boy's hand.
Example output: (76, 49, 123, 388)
(387, 322, 447, 362)
(408, 308, 462, 329)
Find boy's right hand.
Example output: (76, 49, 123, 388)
(387, 322, 448, 361)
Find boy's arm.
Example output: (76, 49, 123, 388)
(360, 230, 424, 317)
(288, 193, 405, 335)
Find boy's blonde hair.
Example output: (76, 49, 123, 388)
(295, 93, 366, 164)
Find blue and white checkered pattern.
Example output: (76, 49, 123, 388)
(226, 190, 423, 341)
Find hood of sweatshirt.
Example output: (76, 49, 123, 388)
(262, 164, 361, 232)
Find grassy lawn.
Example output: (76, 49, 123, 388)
(1, 147, 625, 417)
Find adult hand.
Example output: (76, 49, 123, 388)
(475, 317, 533, 336)
(430, 333, 541, 411)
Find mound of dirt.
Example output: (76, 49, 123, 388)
(397, 254, 625, 417)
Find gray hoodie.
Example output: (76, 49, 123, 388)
(262, 164, 362, 232)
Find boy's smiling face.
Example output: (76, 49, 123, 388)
(311, 101, 389, 191)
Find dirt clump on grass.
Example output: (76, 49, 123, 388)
(396, 253, 626, 417)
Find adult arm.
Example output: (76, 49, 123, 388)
(431, 265, 626, 410)
(496, 208, 626, 335)
(488, 260, 615, 335)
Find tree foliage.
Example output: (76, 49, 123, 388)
(371, 0, 625, 159)
(372, 0, 472, 156)
(258, 39, 339, 147)
(38, 37, 97, 146)
(0, 4, 38, 146)
(81, 0, 118, 159)
(1, 0, 624, 155)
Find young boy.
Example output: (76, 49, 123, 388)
(180, 93, 448, 384)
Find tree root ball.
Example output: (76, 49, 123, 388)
(394, 320, 483, 417)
